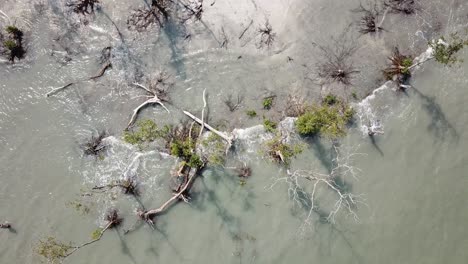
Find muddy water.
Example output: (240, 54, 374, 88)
(1, 0, 468, 263)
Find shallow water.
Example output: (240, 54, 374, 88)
(1, 0, 468, 263)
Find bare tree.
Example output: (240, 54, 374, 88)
(83, 131, 108, 156)
(315, 31, 359, 86)
(268, 144, 367, 233)
(353, 2, 387, 34)
(67, 0, 100, 15)
(224, 93, 244, 112)
(126, 71, 173, 128)
(384, 0, 418, 15)
(257, 20, 276, 49)
(127, 0, 204, 32)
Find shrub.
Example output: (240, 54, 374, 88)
(383, 47, 413, 80)
(187, 154, 203, 168)
(295, 104, 353, 138)
(323, 94, 338, 105)
(3, 40, 17, 50)
(265, 137, 303, 165)
(263, 119, 277, 133)
(246, 110, 257, 117)
(262, 97, 274, 110)
(201, 133, 226, 166)
(430, 35, 468, 65)
(123, 119, 168, 145)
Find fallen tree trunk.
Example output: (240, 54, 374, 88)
(183, 110, 233, 145)
(138, 166, 199, 223)
(0, 222, 11, 229)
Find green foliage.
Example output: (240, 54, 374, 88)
(262, 97, 274, 110)
(246, 110, 257, 117)
(91, 228, 103, 240)
(123, 119, 168, 146)
(187, 154, 203, 168)
(3, 39, 17, 50)
(430, 34, 468, 65)
(343, 107, 355, 122)
(36, 237, 72, 264)
(401, 58, 413, 74)
(265, 137, 303, 165)
(351, 91, 358, 100)
(170, 139, 194, 159)
(170, 138, 203, 168)
(323, 94, 338, 105)
(263, 119, 277, 133)
(295, 104, 354, 138)
(6, 25, 23, 39)
(201, 133, 226, 166)
(383, 48, 413, 80)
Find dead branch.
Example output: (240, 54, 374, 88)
(199, 88, 207, 138)
(138, 166, 199, 223)
(92, 178, 140, 196)
(220, 27, 228, 49)
(384, 0, 418, 15)
(183, 110, 233, 145)
(46, 47, 112, 97)
(224, 93, 244, 112)
(0, 222, 11, 229)
(138, 88, 211, 224)
(126, 83, 170, 129)
(64, 209, 122, 257)
(239, 19, 253, 40)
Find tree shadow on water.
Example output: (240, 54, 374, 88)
(369, 135, 384, 156)
(411, 87, 458, 141)
(307, 137, 334, 174)
(116, 229, 138, 264)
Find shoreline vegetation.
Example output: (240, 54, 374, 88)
(0, 0, 466, 263)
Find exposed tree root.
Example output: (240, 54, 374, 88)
(126, 83, 170, 129)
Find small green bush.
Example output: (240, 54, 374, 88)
(401, 58, 413, 74)
(430, 35, 468, 65)
(265, 137, 303, 165)
(263, 119, 277, 133)
(263, 97, 274, 110)
(3, 40, 17, 50)
(202, 133, 226, 166)
(170, 139, 194, 160)
(323, 94, 338, 105)
(123, 119, 168, 145)
(187, 154, 203, 168)
(246, 110, 257, 117)
(295, 104, 354, 138)
(351, 91, 358, 100)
